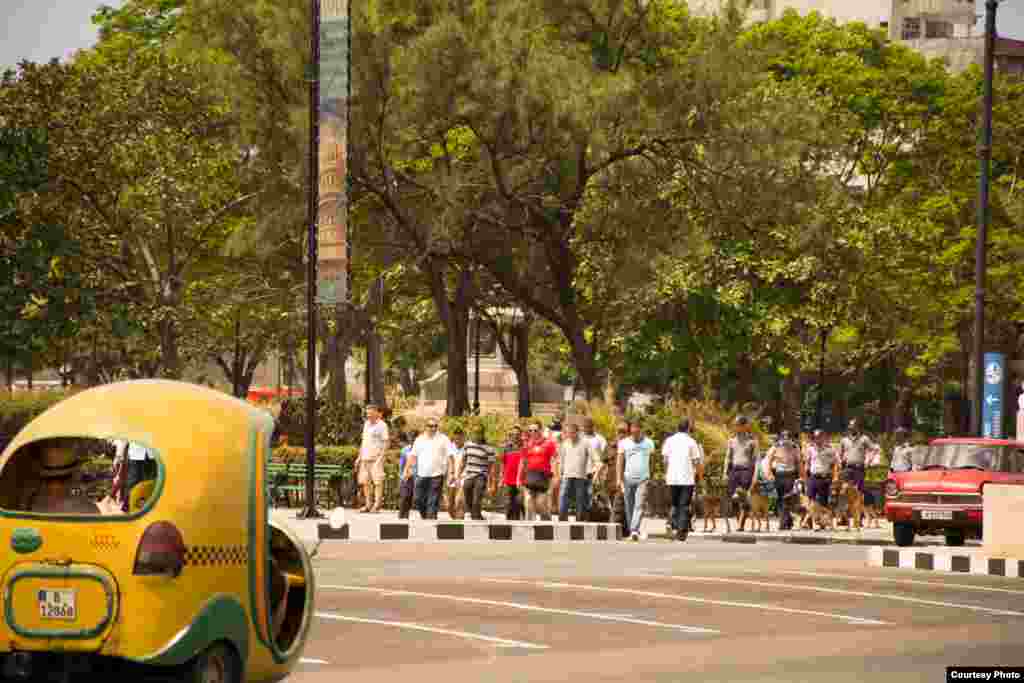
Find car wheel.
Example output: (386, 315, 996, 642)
(893, 522, 915, 547)
(186, 642, 241, 683)
(945, 530, 966, 547)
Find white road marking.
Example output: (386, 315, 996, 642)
(314, 612, 549, 649)
(319, 584, 719, 634)
(656, 575, 1024, 618)
(770, 570, 1024, 596)
(299, 658, 328, 664)
(479, 579, 888, 625)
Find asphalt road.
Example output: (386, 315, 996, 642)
(286, 537, 1024, 683)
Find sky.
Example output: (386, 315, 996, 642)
(1, 0, 1024, 71)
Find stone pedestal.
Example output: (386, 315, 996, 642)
(983, 485, 1024, 558)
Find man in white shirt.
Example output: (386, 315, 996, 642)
(446, 428, 467, 519)
(662, 418, 704, 542)
(357, 404, 390, 513)
(405, 419, 452, 519)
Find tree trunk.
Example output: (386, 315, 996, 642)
(781, 368, 801, 432)
(734, 353, 753, 410)
(425, 260, 472, 416)
(564, 325, 601, 401)
(326, 308, 356, 405)
(398, 367, 417, 397)
(158, 316, 181, 379)
(26, 355, 32, 389)
(879, 358, 896, 434)
(367, 328, 387, 411)
(895, 385, 914, 430)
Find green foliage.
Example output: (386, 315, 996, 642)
(0, 390, 75, 444)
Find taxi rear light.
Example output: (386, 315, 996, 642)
(134, 521, 185, 578)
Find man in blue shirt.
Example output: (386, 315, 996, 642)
(397, 431, 417, 519)
(617, 421, 655, 541)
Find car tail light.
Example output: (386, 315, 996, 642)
(133, 521, 185, 577)
(967, 509, 982, 522)
(885, 479, 900, 498)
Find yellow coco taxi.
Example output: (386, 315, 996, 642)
(0, 380, 314, 683)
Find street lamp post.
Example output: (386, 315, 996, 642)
(971, 0, 998, 437)
(300, 0, 322, 520)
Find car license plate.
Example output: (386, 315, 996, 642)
(38, 588, 76, 621)
(921, 510, 953, 521)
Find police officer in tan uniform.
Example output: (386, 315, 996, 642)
(722, 416, 759, 497)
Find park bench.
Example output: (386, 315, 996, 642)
(266, 462, 346, 509)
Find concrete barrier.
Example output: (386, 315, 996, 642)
(983, 484, 1024, 558)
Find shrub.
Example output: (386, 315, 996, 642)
(0, 390, 76, 450)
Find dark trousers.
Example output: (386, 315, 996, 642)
(669, 485, 695, 536)
(842, 465, 866, 493)
(462, 475, 487, 520)
(414, 475, 444, 519)
(505, 485, 523, 520)
(807, 474, 831, 507)
(727, 467, 754, 497)
(398, 476, 417, 519)
(559, 477, 589, 521)
(773, 471, 796, 529)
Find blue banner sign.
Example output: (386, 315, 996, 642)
(983, 352, 1005, 438)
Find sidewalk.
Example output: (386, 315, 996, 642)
(867, 545, 1024, 578)
(272, 507, 917, 546)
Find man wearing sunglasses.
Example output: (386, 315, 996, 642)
(406, 419, 452, 519)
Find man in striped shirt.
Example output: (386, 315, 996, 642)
(456, 427, 498, 520)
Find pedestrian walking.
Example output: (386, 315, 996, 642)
(662, 418, 704, 542)
(517, 421, 558, 521)
(803, 429, 838, 528)
(446, 428, 467, 519)
(583, 418, 608, 516)
(618, 421, 655, 541)
(558, 422, 594, 522)
(357, 404, 389, 513)
(838, 419, 878, 493)
(408, 418, 451, 519)
(397, 431, 418, 519)
(721, 415, 759, 498)
(766, 430, 801, 530)
(458, 427, 497, 520)
(613, 421, 630, 536)
(889, 427, 914, 473)
(501, 425, 525, 520)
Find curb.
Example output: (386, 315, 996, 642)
(867, 547, 1024, 577)
(317, 521, 623, 542)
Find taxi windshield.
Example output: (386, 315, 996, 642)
(920, 444, 1010, 472)
(0, 437, 159, 516)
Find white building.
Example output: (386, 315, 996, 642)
(693, 0, 1024, 74)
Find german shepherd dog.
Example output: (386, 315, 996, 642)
(831, 478, 865, 530)
(793, 479, 835, 531)
(691, 489, 732, 533)
(732, 483, 771, 533)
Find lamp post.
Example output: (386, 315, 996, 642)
(971, 0, 998, 437)
(299, 0, 322, 520)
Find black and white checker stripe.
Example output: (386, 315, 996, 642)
(184, 544, 247, 567)
(317, 522, 622, 542)
(867, 547, 1024, 578)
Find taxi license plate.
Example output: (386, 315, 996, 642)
(38, 588, 76, 621)
(921, 510, 953, 521)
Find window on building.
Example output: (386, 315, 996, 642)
(902, 17, 921, 40)
(926, 21, 953, 39)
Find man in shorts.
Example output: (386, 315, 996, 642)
(357, 404, 389, 513)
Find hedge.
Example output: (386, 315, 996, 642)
(0, 390, 76, 450)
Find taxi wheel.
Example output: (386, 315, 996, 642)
(188, 642, 241, 683)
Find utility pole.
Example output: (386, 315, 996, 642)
(971, 0, 998, 437)
(300, 0, 322, 519)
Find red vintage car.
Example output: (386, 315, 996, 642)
(884, 438, 1024, 547)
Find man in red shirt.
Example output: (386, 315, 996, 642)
(516, 420, 558, 521)
(500, 425, 524, 520)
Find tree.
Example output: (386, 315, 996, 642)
(1, 50, 255, 379)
